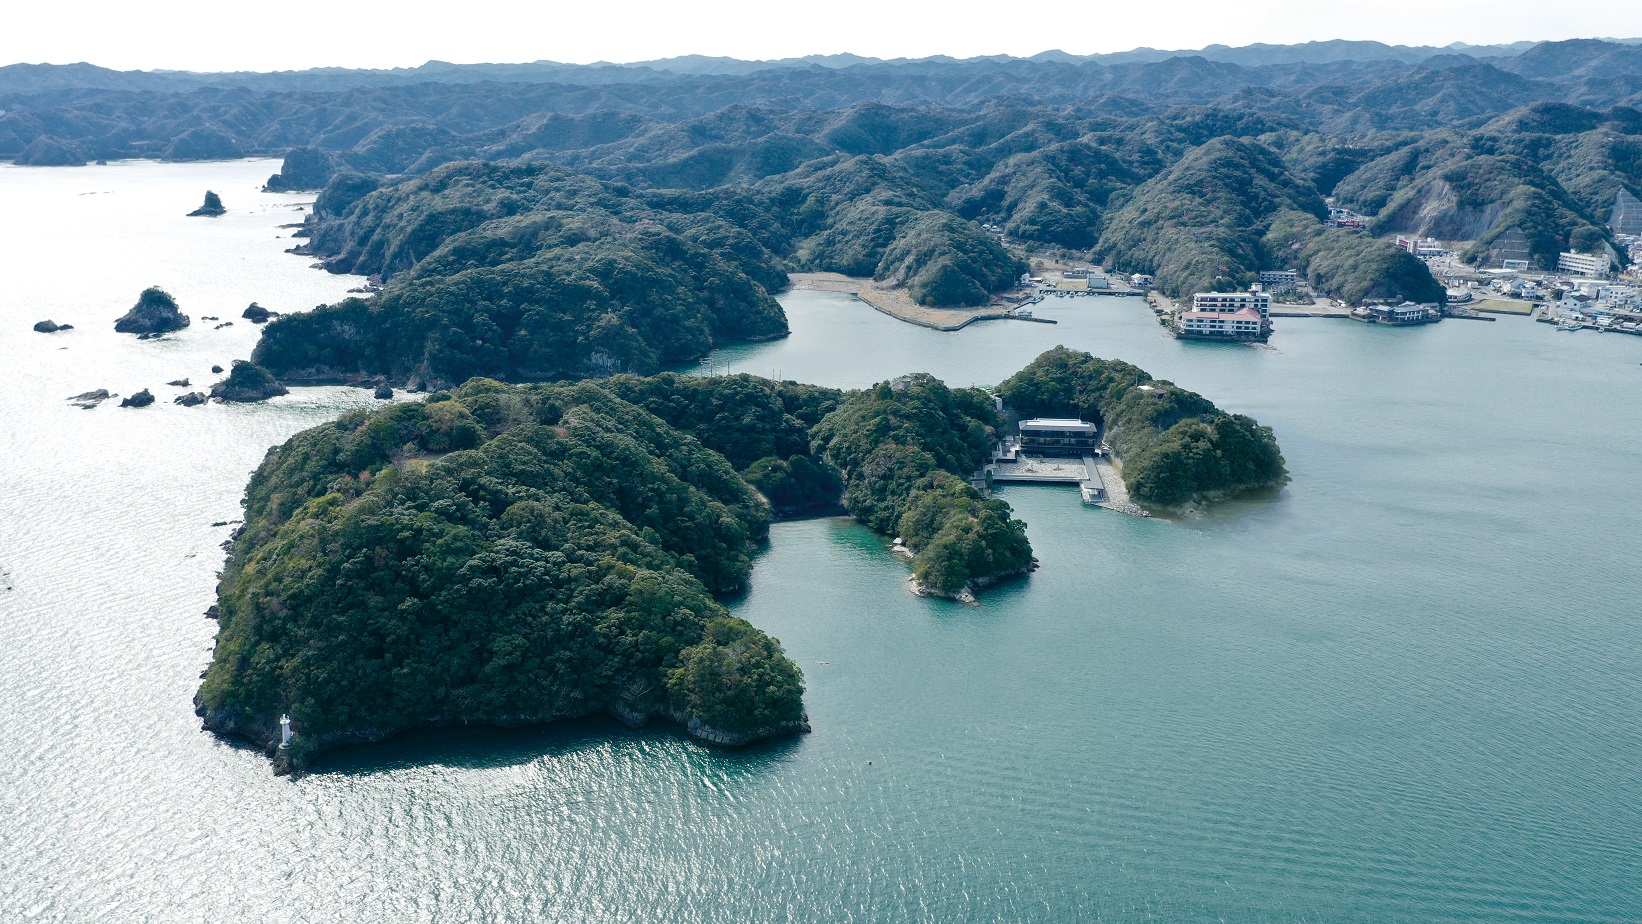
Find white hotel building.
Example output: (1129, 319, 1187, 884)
(1177, 291, 1272, 341)
(1191, 291, 1271, 320)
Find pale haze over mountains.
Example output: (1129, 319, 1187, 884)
(4, 0, 1642, 72)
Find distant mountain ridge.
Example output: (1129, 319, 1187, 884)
(4, 36, 1638, 329)
(6, 38, 1641, 94)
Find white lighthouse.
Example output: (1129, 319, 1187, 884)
(279, 714, 293, 749)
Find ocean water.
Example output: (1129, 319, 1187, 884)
(2, 161, 1639, 923)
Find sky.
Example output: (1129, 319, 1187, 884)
(5, 0, 1641, 72)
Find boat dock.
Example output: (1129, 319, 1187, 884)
(981, 445, 1149, 516)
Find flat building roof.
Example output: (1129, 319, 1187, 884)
(1021, 418, 1095, 430)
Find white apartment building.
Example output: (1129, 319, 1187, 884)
(1558, 251, 1610, 276)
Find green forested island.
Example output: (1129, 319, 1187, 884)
(197, 378, 809, 769)
(199, 349, 1280, 768)
(1000, 347, 1287, 506)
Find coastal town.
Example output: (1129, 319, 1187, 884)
(988, 186, 1642, 342)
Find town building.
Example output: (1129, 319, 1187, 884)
(1558, 251, 1612, 276)
(1178, 308, 1266, 339)
(1395, 236, 1446, 257)
(1358, 302, 1440, 324)
(1257, 270, 1299, 286)
(1192, 291, 1271, 321)
(1129, 273, 1154, 288)
(1018, 419, 1100, 455)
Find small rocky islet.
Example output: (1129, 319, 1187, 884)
(208, 361, 288, 402)
(114, 287, 189, 336)
(186, 190, 226, 217)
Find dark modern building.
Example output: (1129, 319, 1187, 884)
(1018, 419, 1100, 455)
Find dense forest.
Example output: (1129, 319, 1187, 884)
(197, 378, 810, 768)
(998, 347, 1287, 506)
(197, 347, 1276, 765)
(811, 374, 1033, 595)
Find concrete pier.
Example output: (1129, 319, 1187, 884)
(1091, 457, 1150, 517)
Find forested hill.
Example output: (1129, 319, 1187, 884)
(238, 85, 1640, 383)
(6, 39, 1642, 162)
(9, 39, 1641, 360)
(197, 378, 811, 769)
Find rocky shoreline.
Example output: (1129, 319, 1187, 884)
(199, 699, 810, 777)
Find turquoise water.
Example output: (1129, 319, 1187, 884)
(2, 163, 1639, 922)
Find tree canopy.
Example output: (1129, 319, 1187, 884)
(198, 378, 807, 767)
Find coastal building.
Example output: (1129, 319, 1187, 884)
(1192, 291, 1271, 321)
(1358, 302, 1440, 324)
(1085, 272, 1111, 290)
(1179, 308, 1266, 338)
(1018, 419, 1100, 456)
(1558, 251, 1611, 276)
(1395, 236, 1446, 257)
(1257, 270, 1299, 286)
(1129, 273, 1154, 288)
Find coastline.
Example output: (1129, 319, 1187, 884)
(200, 699, 811, 776)
(786, 272, 1032, 332)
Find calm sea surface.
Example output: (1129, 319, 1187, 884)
(2, 160, 1638, 923)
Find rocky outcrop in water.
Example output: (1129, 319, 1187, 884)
(373, 383, 394, 399)
(187, 190, 226, 217)
(67, 389, 113, 408)
(208, 360, 288, 402)
(33, 320, 72, 333)
(114, 287, 190, 335)
(174, 391, 207, 407)
(241, 303, 277, 324)
(120, 389, 155, 408)
(909, 562, 1036, 604)
(166, 378, 190, 387)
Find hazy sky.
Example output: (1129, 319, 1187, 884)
(6, 0, 1641, 71)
